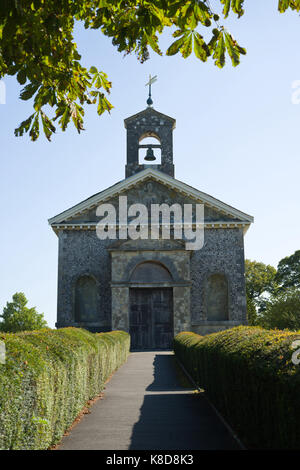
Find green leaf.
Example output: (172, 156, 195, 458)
(97, 93, 113, 115)
(232, 0, 245, 17)
(237, 45, 247, 55)
(146, 34, 162, 55)
(29, 113, 40, 141)
(91, 70, 112, 92)
(20, 82, 40, 101)
(14, 113, 35, 137)
(17, 69, 27, 85)
(166, 36, 185, 56)
(221, 0, 231, 18)
(193, 33, 209, 62)
(60, 106, 71, 132)
(41, 111, 56, 141)
(224, 32, 240, 67)
(194, 2, 212, 26)
(148, 4, 165, 23)
(70, 103, 84, 133)
(181, 33, 193, 58)
(278, 0, 294, 12)
(213, 31, 226, 68)
(173, 29, 184, 38)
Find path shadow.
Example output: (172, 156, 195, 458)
(146, 354, 191, 392)
(129, 354, 240, 450)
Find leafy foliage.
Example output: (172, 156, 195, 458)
(278, 0, 300, 13)
(245, 259, 277, 325)
(245, 252, 300, 328)
(245, 260, 277, 300)
(257, 287, 300, 331)
(0, 292, 48, 332)
(275, 250, 300, 291)
(0, 328, 130, 450)
(0, 0, 248, 140)
(1, 1, 299, 140)
(246, 295, 257, 326)
(1, 1, 298, 140)
(174, 327, 300, 449)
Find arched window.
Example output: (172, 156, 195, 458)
(206, 274, 229, 321)
(130, 261, 172, 283)
(75, 276, 98, 322)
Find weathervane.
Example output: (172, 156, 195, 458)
(145, 74, 157, 107)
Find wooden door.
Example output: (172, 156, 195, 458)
(129, 288, 173, 350)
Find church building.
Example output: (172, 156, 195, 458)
(49, 95, 253, 350)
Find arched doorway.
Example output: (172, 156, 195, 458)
(129, 262, 173, 350)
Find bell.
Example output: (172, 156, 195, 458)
(144, 146, 156, 161)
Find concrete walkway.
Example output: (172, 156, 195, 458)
(58, 352, 240, 450)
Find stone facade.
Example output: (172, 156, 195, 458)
(49, 106, 253, 347)
(125, 107, 175, 178)
(55, 225, 247, 335)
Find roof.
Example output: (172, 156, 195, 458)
(48, 168, 254, 227)
(124, 107, 176, 129)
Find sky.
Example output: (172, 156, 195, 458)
(1, 1, 300, 327)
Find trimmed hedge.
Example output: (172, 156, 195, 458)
(0, 328, 130, 450)
(174, 327, 300, 449)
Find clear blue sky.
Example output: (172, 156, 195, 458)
(1, 1, 300, 327)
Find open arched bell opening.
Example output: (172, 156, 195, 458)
(129, 261, 173, 350)
(138, 132, 162, 165)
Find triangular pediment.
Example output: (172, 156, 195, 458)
(124, 106, 176, 129)
(49, 168, 253, 229)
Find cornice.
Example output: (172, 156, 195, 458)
(49, 168, 254, 227)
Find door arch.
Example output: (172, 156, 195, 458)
(129, 261, 173, 350)
(130, 261, 172, 283)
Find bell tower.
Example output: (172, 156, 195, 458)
(124, 107, 176, 178)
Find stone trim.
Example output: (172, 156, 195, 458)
(50, 221, 251, 235)
(111, 281, 191, 288)
(48, 168, 254, 226)
(191, 321, 242, 326)
(124, 107, 176, 128)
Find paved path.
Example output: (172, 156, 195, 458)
(58, 352, 240, 450)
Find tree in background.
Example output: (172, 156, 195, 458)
(246, 250, 300, 330)
(0, 292, 48, 332)
(0, 1, 298, 140)
(257, 287, 300, 331)
(275, 250, 300, 291)
(245, 259, 277, 325)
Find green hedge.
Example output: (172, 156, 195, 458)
(0, 328, 130, 450)
(174, 327, 300, 449)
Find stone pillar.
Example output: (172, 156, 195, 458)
(173, 286, 191, 336)
(111, 286, 129, 331)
